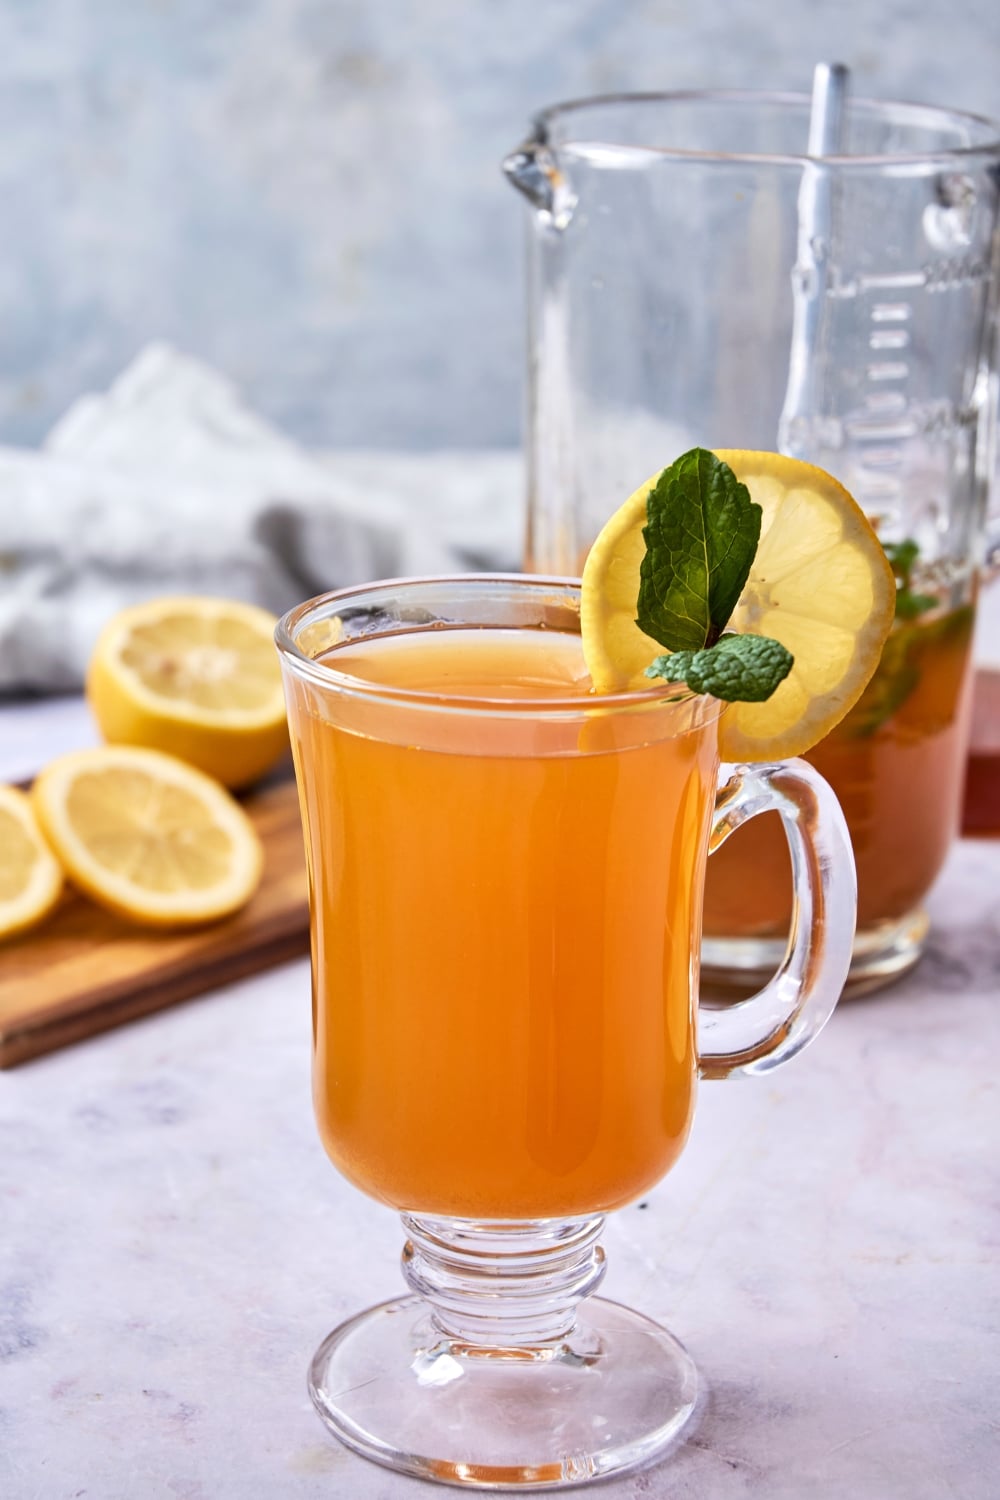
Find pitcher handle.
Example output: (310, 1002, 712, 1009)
(698, 759, 856, 1080)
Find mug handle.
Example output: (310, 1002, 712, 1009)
(698, 759, 856, 1080)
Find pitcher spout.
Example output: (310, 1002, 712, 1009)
(502, 137, 575, 228)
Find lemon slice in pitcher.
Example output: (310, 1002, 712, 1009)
(581, 450, 896, 761)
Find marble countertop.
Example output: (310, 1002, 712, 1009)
(1, 710, 999, 1499)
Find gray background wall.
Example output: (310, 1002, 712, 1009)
(1, 0, 997, 451)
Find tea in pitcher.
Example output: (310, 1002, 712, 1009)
(703, 578, 975, 961)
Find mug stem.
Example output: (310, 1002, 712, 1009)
(400, 1214, 606, 1349)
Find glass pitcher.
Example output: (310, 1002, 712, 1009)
(505, 89, 1000, 995)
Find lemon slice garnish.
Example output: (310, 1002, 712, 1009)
(86, 596, 288, 789)
(581, 450, 896, 761)
(32, 747, 263, 928)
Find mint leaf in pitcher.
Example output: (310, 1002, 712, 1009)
(646, 633, 793, 703)
(883, 538, 936, 620)
(637, 448, 762, 652)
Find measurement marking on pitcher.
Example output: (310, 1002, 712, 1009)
(864, 391, 908, 413)
(846, 416, 919, 441)
(871, 303, 913, 323)
(866, 361, 909, 382)
(850, 283, 919, 508)
(859, 270, 927, 293)
(853, 446, 904, 470)
(869, 329, 910, 351)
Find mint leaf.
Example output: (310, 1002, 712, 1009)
(883, 539, 920, 578)
(883, 536, 935, 620)
(894, 589, 936, 620)
(645, 633, 793, 703)
(637, 448, 761, 653)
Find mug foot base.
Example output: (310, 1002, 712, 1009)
(308, 1294, 699, 1490)
(701, 905, 928, 1001)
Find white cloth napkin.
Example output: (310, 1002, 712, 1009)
(0, 344, 523, 692)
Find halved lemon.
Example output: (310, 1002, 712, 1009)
(0, 785, 64, 941)
(581, 450, 896, 761)
(87, 596, 288, 789)
(31, 746, 263, 928)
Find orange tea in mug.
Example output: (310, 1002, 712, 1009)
(285, 623, 716, 1220)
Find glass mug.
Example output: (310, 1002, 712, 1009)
(505, 90, 1000, 995)
(276, 575, 856, 1489)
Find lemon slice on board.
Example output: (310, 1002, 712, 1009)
(32, 746, 263, 928)
(87, 596, 288, 789)
(0, 785, 64, 941)
(581, 450, 896, 762)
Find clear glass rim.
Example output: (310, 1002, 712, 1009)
(532, 87, 1000, 166)
(274, 572, 724, 724)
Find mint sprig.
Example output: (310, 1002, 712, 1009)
(636, 448, 792, 704)
(646, 634, 793, 701)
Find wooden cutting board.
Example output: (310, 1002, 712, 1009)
(0, 777, 310, 1069)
